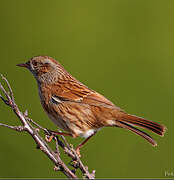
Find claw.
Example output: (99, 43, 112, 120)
(45, 134, 54, 142)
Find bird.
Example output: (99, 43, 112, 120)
(17, 56, 166, 156)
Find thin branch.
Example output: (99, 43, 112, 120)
(26, 116, 50, 135)
(0, 75, 95, 179)
(0, 123, 24, 131)
(59, 130, 71, 149)
(1, 74, 15, 103)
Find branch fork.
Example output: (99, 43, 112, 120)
(0, 74, 95, 179)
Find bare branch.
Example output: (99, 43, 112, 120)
(1, 74, 15, 103)
(26, 116, 50, 135)
(0, 75, 95, 179)
(0, 94, 10, 105)
(59, 130, 71, 149)
(0, 123, 24, 131)
(0, 82, 11, 104)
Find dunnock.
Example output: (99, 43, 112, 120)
(17, 56, 166, 156)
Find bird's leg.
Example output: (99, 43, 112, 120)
(75, 132, 96, 157)
(45, 130, 72, 142)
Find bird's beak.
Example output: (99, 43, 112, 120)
(16, 62, 29, 68)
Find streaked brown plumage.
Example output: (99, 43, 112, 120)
(17, 56, 166, 156)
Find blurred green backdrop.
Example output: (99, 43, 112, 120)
(0, 0, 173, 178)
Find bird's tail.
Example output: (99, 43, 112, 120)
(115, 113, 166, 146)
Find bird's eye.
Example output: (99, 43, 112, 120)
(32, 61, 38, 66)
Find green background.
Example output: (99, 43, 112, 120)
(0, 0, 173, 178)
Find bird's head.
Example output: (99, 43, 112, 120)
(17, 56, 67, 84)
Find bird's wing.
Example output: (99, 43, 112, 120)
(82, 91, 115, 107)
(51, 79, 92, 101)
(51, 79, 117, 107)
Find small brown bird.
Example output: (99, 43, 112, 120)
(17, 56, 166, 156)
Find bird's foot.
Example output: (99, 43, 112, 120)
(75, 147, 81, 158)
(45, 134, 54, 142)
(45, 129, 72, 142)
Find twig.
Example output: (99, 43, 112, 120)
(1, 74, 15, 102)
(59, 130, 71, 149)
(26, 116, 50, 135)
(0, 75, 95, 179)
(0, 123, 24, 131)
